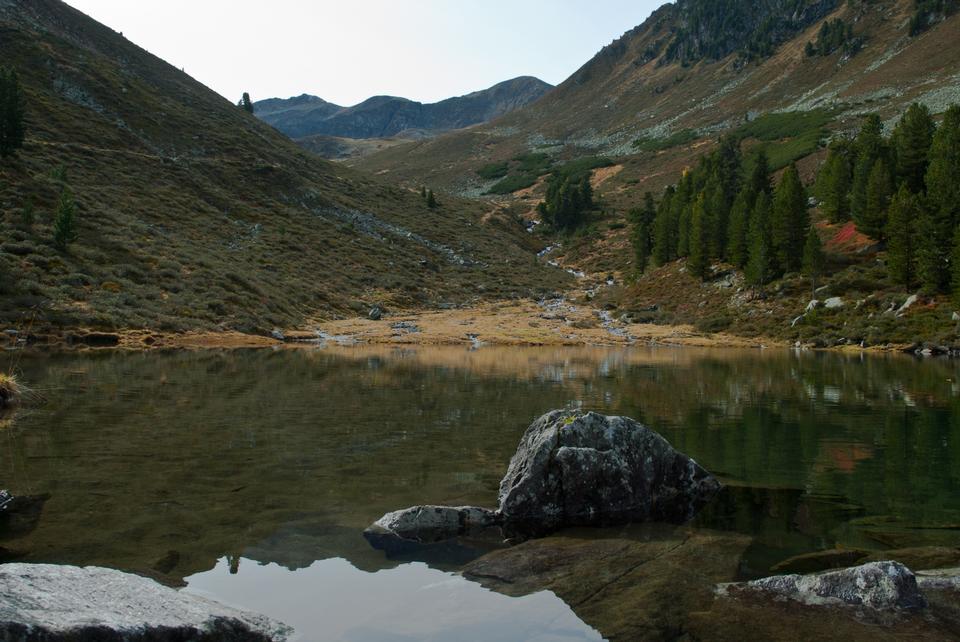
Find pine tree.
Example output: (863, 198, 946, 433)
(652, 186, 677, 266)
(920, 105, 960, 292)
(726, 187, 754, 267)
(746, 192, 775, 286)
(886, 186, 921, 288)
(772, 163, 809, 274)
(816, 141, 852, 223)
(53, 187, 78, 251)
(802, 224, 826, 296)
(420, 186, 427, 198)
(0, 68, 26, 158)
(745, 151, 772, 197)
(631, 192, 656, 274)
(674, 174, 693, 257)
(705, 175, 728, 259)
(893, 102, 935, 194)
(850, 115, 886, 223)
(952, 228, 960, 308)
(426, 189, 438, 209)
(239, 92, 254, 114)
(688, 194, 709, 280)
(858, 158, 894, 240)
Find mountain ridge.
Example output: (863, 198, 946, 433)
(255, 76, 553, 140)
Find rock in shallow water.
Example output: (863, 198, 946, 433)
(721, 561, 927, 611)
(366, 410, 720, 546)
(498, 410, 720, 533)
(365, 505, 499, 544)
(0, 564, 292, 641)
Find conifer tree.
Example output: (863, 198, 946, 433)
(893, 102, 935, 194)
(705, 175, 728, 259)
(674, 174, 693, 257)
(802, 224, 826, 296)
(920, 105, 960, 292)
(772, 163, 808, 273)
(53, 187, 78, 251)
(816, 141, 853, 222)
(688, 195, 709, 280)
(652, 186, 676, 266)
(631, 192, 657, 274)
(850, 115, 886, 223)
(745, 151, 772, 197)
(886, 185, 921, 288)
(746, 192, 775, 286)
(952, 230, 960, 308)
(0, 68, 26, 158)
(239, 92, 254, 114)
(726, 187, 754, 267)
(859, 158, 894, 240)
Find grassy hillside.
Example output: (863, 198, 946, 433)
(355, 0, 960, 218)
(0, 0, 569, 336)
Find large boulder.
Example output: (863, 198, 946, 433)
(720, 561, 927, 611)
(498, 411, 720, 532)
(366, 411, 720, 546)
(0, 564, 292, 641)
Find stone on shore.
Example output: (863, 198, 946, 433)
(0, 564, 292, 641)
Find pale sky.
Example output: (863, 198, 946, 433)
(65, 0, 661, 106)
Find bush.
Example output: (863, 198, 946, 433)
(634, 129, 699, 152)
(477, 162, 509, 181)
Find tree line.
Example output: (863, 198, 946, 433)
(815, 103, 960, 297)
(631, 136, 817, 288)
(631, 101, 960, 303)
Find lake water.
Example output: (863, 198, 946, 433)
(2, 345, 959, 640)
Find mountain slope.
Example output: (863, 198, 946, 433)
(355, 0, 960, 204)
(0, 0, 568, 336)
(255, 76, 553, 140)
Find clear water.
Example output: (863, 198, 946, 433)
(2, 345, 959, 640)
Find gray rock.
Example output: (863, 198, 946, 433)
(365, 411, 720, 545)
(270, 328, 285, 341)
(805, 300, 820, 312)
(916, 567, 960, 591)
(365, 505, 499, 544)
(368, 305, 383, 321)
(720, 561, 927, 611)
(824, 297, 845, 310)
(498, 411, 720, 532)
(0, 563, 292, 641)
(897, 294, 919, 316)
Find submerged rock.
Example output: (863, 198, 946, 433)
(498, 410, 720, 533)
(721, 561, 927, 611)
(0, 564, 292, 641)
(366, 411, 720, 547)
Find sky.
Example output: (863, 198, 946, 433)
(65, 0, 661, 106)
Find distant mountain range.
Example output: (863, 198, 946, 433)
(254, 76, 553, 141)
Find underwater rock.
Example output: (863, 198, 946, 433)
(0, 564, 292, 641)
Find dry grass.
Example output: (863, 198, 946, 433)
(0, 373, 21, 408)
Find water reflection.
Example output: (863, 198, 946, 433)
(1, 345, 959, 637)
(185, 557, 603, 642)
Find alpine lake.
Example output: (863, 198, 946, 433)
(2, 343, 959, 641)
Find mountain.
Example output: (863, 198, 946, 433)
(0, 0, 567, 336)
(354, 0, 960, 204)
(254, 76, 553, 140)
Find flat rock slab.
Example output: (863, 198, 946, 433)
(462, 527, 751, 641)
(365, 505, 498, 544)
(0, 564, 291, 641)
